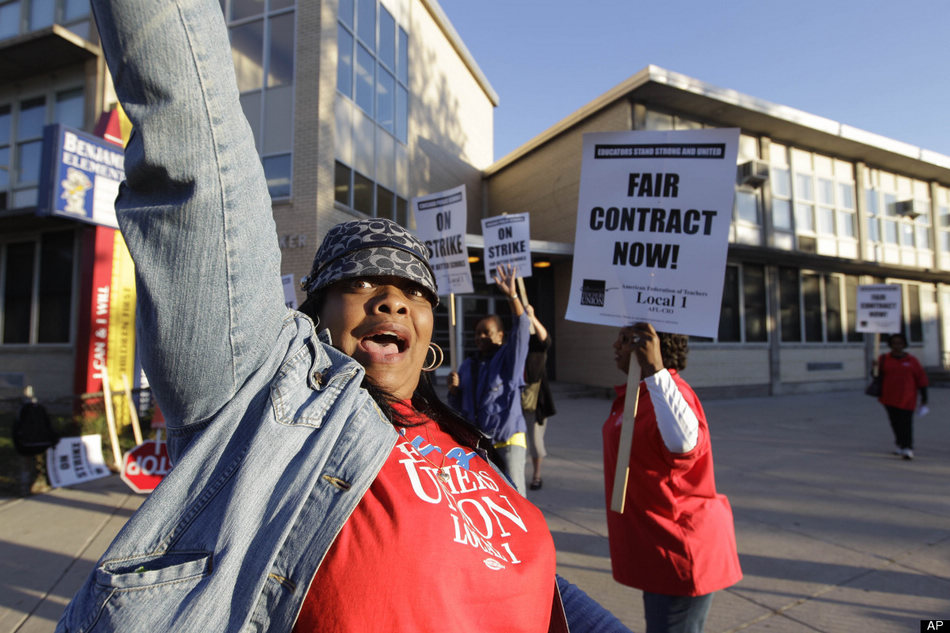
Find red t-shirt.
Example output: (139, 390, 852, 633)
(878, 352, 928, 411)
(293, 403, 556, 632)
(602, 372, 742, 596)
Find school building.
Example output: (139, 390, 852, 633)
(483, 65, 950, 395)
(3, 1, 948, 404)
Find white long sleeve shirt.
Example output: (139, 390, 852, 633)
(643, 369, 699, 453)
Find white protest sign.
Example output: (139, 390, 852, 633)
(413, 185, 473, 295)
(856, 284, 902, 333)
(565, 129, 740, 337)
(281, 273, 298, 309)
(481, 213, 532, 282)
(46, 435, 110, 488)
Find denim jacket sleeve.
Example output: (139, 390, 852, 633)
(90, 0, 288, 448)
(502, 311, 531, 384)
(557, 575, 633, 633)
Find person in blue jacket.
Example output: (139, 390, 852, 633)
(448, 264, 530, 494)
(55, 0, 631, 631)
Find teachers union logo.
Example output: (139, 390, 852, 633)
(482, 558, 505, 571)
(580, 279, 606, 307)
(60, 167, 93, 215)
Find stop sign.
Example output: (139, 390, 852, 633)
(121, 440, 172, 493)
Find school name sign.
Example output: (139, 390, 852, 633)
(566, 129, 740, 337)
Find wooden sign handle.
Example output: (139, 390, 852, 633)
(610, 356, 640, 513)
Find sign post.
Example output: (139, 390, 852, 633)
(566, 129, 740, 512)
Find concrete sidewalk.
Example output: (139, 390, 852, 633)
(1, 387, 948, 632)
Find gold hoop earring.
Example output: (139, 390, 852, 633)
(422, 342, 444, 372)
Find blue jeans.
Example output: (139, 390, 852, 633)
(643, 592, 714, 633)
(495, 443, 527, 495)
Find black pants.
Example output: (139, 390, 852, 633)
(885, 406, 914, 449)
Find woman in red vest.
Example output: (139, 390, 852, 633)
(602, 323, 741, 633)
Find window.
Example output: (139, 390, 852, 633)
(224, 0, 295, 200)
(864, 169, 932, 257)
(338, 0, 408, 141)
(1, 230, 75, 344)
(0, 0, 92, 40)
(336, 0, 410, 221)
(906, 284, 922, 343)
(697, 263, 767, 344)
(781, 149, 855, 243)
(780, 267, 861, 343)
(0, 86, 85, 210)
(937, 187, 950, 259)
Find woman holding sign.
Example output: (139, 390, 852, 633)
(874, 333, 929, 459)
(56, 1, 632, 631)
(603, 323, 741, 633)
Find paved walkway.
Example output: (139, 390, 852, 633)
(2, 386, 948, 632)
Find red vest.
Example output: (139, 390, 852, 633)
(602, 372, 742, 596)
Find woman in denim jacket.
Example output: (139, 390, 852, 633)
(57, 1, 631, 631)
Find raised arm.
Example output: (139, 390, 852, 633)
(91, 0, 287, 436)
(492, 264, 524, 317)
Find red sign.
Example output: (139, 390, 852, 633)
(120, 440, 171, 493)
(73, 225, 117, 398)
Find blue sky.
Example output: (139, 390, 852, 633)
(437, 0, 950, 163)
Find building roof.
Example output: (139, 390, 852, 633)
(486, 65, 950, 183)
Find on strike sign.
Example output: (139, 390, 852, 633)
(121, 440, 172, 493)
(481, 213, 531, 282)
(565, 128, 740, 337)
(412, 185, 474, 295)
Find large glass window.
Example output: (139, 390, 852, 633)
(1, 230, 74, 345)
(780, 267, 861, 343)
(783, 150, 856, 240)
(224, 0, 295, 200)
(779, 267, 802, 342)
(937, 187, 950, 258)
(1, 87, 84, 210)
(865, 169, 931, 257)
(339, 0, 408, 140)
(336, 0, 410, 220)
(0, 0, 91, 40)
(906, 284, 922, 343)
(697, 263, 767, 344)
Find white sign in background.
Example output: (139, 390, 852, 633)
(46, 435, 110, 488)
(481, 213, 532, 282)
(412, 185, 474, 295)
(565, 129, 740, 337)
(281, 273, 298, 310)
(856, 284, 902, 333)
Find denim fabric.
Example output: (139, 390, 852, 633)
(58, 1, 397, 631)
(57, 1, 631, 632)
(449, 311, 530, 443)
(642, 592, 714, 633)
(496, 442, 527, 495)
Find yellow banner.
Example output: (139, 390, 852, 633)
(106, 231, 137, 429)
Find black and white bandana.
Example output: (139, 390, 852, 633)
(301, 218, 438, 305)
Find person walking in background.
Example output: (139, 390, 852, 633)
(448, 264, 530, 495)
(602, 323, 741, 633)
(522, 304, 556, 491)
(875, 332, 928, 460)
